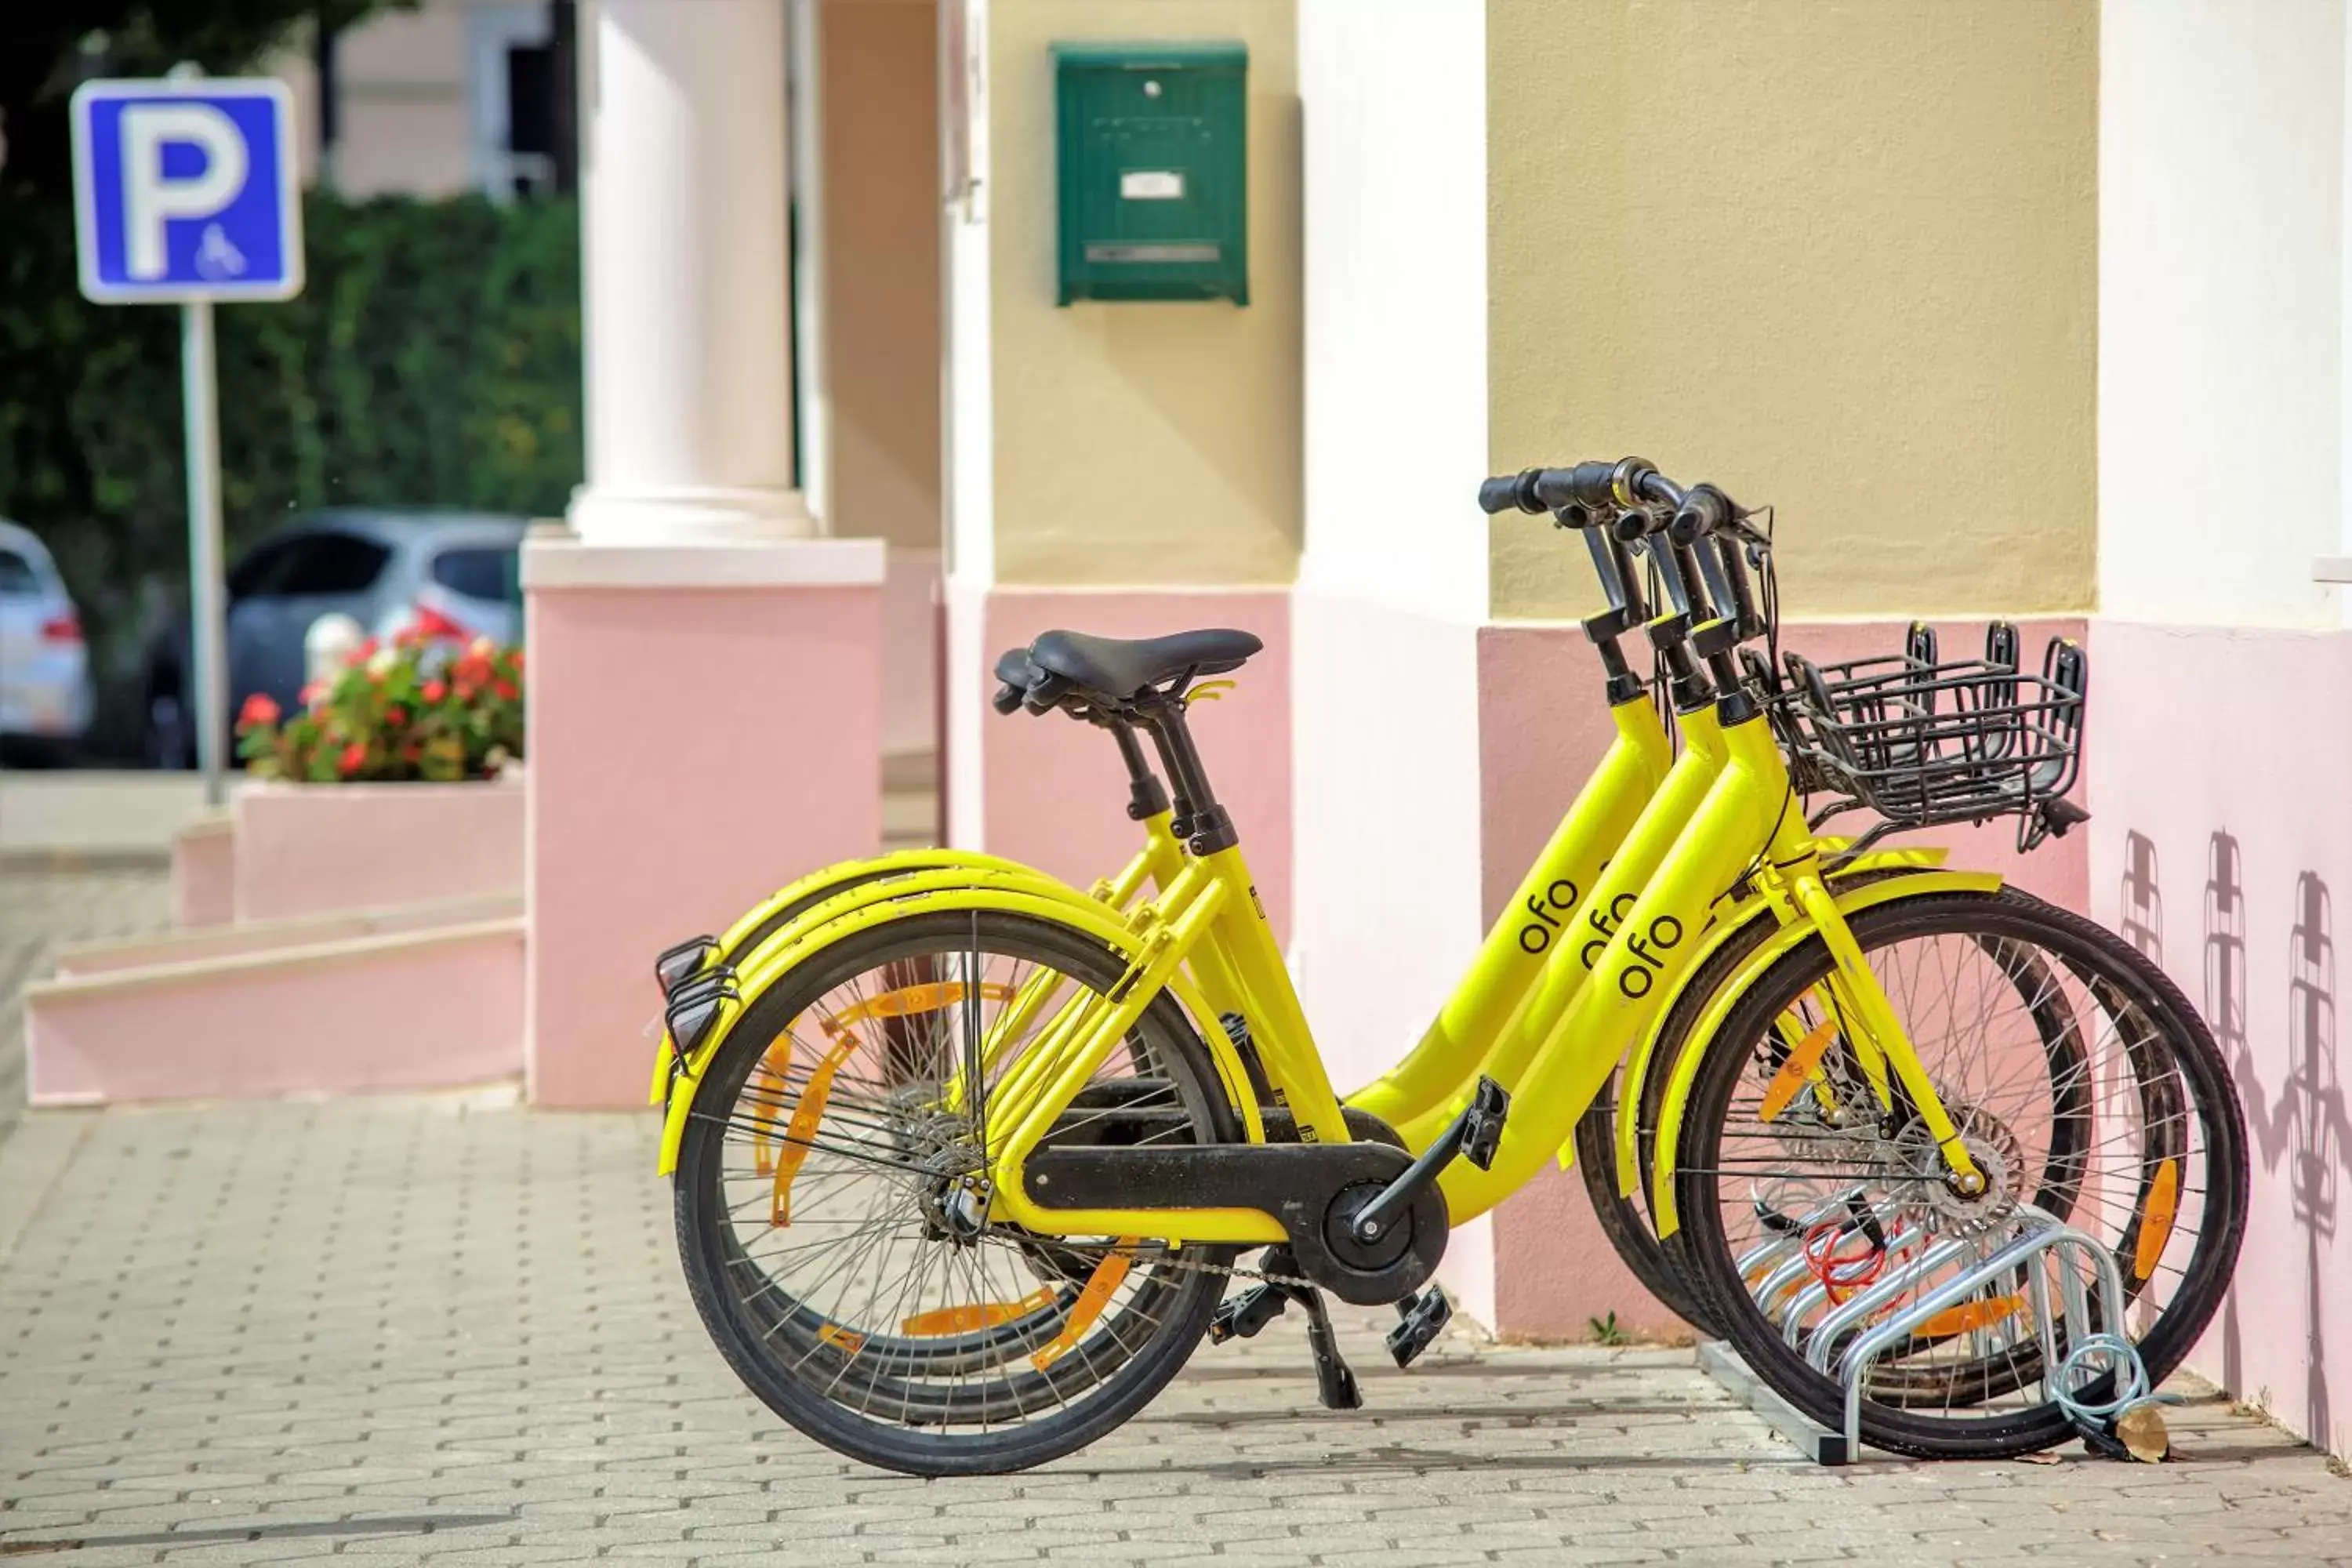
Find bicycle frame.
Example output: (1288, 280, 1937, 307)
(657, 693, 2000, 1254)
(974, 707, 1987, 1243)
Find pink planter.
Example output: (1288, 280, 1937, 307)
(231, 775, 525, 923)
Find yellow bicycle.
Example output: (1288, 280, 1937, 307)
(655, 459, 2246, 1474)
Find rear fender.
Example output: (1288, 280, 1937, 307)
(657, 877, 1261, 1174)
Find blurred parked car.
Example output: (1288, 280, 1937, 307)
(0, 520, 96, 764)
(143, 509, 527, 768)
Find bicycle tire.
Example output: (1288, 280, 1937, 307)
(1666, 888, 2248, 1458)
(674, 909, 1238, 1475)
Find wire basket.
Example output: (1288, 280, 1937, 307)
(1777, 623, 2088, 851)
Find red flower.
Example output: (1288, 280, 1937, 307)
(338, 741, 367, 776)
(386, 705, 408, 726)
(509, 650, 524, 671)
(345, 637, 379, 666)
(492, 678, 518, 702)
(421, 679, 448, 703)
(237, 693, 280, 730)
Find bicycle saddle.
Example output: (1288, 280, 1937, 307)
(1026, 627, 1262, 702)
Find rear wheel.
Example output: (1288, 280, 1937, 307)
(673, 909, 1236, 1475)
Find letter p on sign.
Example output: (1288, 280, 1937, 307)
(71, 78, 303, 303)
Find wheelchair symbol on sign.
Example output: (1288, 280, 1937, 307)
(193, 223, 247, 280)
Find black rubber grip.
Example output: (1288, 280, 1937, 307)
(993, 682, 1025, 715)
(1668, 484, 1733, 546)
(1477, 461, 1623, 515)
(1477, 474, 1539, 514)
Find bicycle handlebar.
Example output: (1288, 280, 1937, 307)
(1477, 459, 1684, 518)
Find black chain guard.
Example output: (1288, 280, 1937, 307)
(1021, 1139, 1447, 1305)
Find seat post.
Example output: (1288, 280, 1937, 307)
(1135, 699, 1236, 855)
(1103, 718, 1174, 822)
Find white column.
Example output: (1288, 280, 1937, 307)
(569, 0, 811, 544)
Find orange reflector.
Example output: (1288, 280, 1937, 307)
(2134, 1157, 2180, 1280)
(1912, 1294, 2026, 1338)
(771, 1032, 861, 1226)
(817, 1323, 866, 1356)
(825, 979, 1015, 1030)
(750, 1049, 789, 1176)
(1031, 1244, 1137, 1371)
(901, 1287, 1059, 1338)
(1758, 1017, 1841, 1123)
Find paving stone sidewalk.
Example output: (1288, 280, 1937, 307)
(2, 1096, 2347, 1567)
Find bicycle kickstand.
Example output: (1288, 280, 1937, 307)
(1207, 1247, 1363, 1411)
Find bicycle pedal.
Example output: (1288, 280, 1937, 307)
(1209, 1283, 1288, 1345)
(1385, 1287, 1453, 1368)
(1461, 1076, 1510, 1171)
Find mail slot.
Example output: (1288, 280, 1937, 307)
(1053, 41, 1248, 305)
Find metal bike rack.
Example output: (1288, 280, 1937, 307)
(1700, 1204, 2149, 1465)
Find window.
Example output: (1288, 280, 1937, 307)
(229, 532, 391, 599)
(0, 549, 38, 596)
(430, 546, 518, 604)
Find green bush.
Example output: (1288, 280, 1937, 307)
(0, 189, 581, 759)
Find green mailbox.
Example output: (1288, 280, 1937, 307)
(1053, 42, 1248, 306)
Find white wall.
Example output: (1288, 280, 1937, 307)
(943, 0, 993, 844)
(1290, 0, 1493, 1322)
(1296, 0, 1488, 622)
(2100, 0, 2346, 629)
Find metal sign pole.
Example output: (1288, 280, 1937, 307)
(181, 297, 227, 806)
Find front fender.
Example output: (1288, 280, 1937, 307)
(1605, 843, 1957, 1192)
(656, 877, 1262, 1174)
(1646, 869, 2002, 1236)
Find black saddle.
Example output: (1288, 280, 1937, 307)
(1026, 628, 1263, 703)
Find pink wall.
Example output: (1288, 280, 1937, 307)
(172, 818, 235, 928)
(881, 547, 942, 759)
(526, 583, 882, 1107)
(1477, 616, 2092, 1341)
(2088, 619, 2352, 1457)
(232, 780, 525, 922)
(27, 925, 523, 1104)
(978, 589, 1293, 942)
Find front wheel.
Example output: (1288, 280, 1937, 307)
(1665, 889, 2248, 1459)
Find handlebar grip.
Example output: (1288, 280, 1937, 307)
(993, 682, 1025, 715)
(1476, 460, 1624, 515)
(1478, 473, 1539, 514)
(1668, 485, 1733, 546)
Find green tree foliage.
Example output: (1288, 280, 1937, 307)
(1, 1, 415, 198)
(0, 188, 581, 756)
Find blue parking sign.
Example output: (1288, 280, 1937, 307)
(71, 78, 303, 303)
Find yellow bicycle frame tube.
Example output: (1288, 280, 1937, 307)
(982, 837, 1350, 1244)
(1429, 711, 1795, 1225)
(1387, 703, 1722, 1151)
(1348, 696, 1673, 1129)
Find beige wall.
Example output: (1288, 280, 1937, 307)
(821, 0, 944, 554)
(989, 0, 1301, 586)
(1486, 0, 2097, 620)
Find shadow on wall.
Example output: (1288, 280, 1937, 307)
(2196, 830, 2346, 1447)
